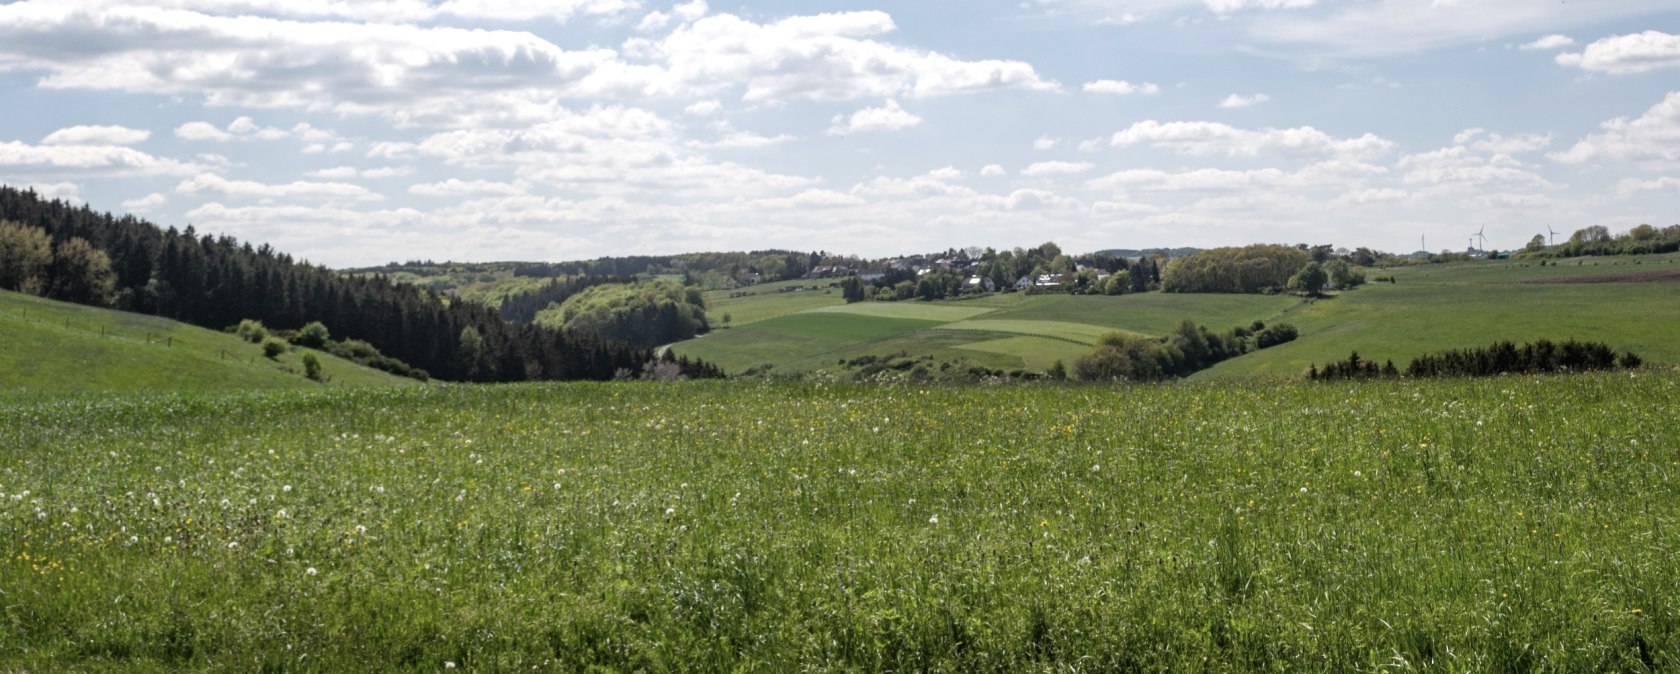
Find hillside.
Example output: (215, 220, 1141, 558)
(0, 289, 422, 392)
(1200, 253, 1680, 379)
(672, 253, 1680, 379)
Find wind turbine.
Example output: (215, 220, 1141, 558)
(1474, 225, 1487, 252)
(1547, 224, 1558, 246)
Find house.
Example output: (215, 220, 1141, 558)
(965, 276, 995, 292)
(1014, 275, 1034, 291)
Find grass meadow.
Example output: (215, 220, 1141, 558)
(4, 372, 1678, 671)
(0, 290, 420, 392)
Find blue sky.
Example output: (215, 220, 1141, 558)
(1, 0, 1676, 267)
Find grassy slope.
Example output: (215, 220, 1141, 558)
(5, 374, 1679, 670)
(1202, 255, 1680, 379)
(674, 291, 1295, 376)
(704, 279, 845, 326)
(0, 290, 421, 392)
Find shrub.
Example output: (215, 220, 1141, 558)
(262, 337, 288, 359)
(295, 321, 330, 349)
(235, 319, 268, 343)
(302, 353, 324, 381)
(1255, 323, 1299, 349)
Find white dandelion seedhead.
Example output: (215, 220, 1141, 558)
(1353, 470, 1363, 478)
(282, 484, 292, 493)
(306, 567, 318, 576)
(665, 507, 676, 516)
(1300, 487, 1308, 494)
(227, 541, 240, 549)
(928, 514, 939, 524)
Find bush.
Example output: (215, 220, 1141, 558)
(295, 321, 330, 349)
(262, 337, 288, 359)
(302, 353, 324, 381)
(1255, 323, 1299, 349)
(235, 319, 268, 343)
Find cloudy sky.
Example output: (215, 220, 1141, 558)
(1, 0, 1677, 267)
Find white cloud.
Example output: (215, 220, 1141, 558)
(21, 182, 80, 202)
(1083, 79, 1160, 95)
(41, 125, 150, 146)
(1550, 92, 1680, 166)
(174, 122, 235, 142)
(176, 173, 383, 202)
(981, 164, 1006, 176)
(307, 166, 410, 179)
(121, 192, 167, 212)
(361, 166, 411, 178)
(637, 10, 672, 32)
(1613, 176, 1680, 199)
(174, 117, 291, 142)
(0, 141, 200, 176)
(1109, 120, 1394, 159)
(1452, 128, 1551, 154)
(1021, 160, 1094, 176)
(1519, 34, 1573, 51)
(1033, 135, 1060, 151)
(1556, 31, 1680, 75)
(695, 131, 796, 149)
(673, 0, 708, 22)
(1219, 93, 1271, 108)
(1203, 0, 1317, 12)
(658, 12, 1057, 103)
(684, 100, 723, 116)
(1398, 147, 1558, 193)
(409, 179, 527, 197)
(1249, 0, 1676, 58)
(827, 100, 922, 135)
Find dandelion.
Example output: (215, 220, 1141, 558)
(1300, 486, 1308, 494)
(1353, 470, 1363, 478)
(228, 541, 240, 549)
(306, 567, 318, 576)
(929, 514, 939, 524)
(355, 525, 367, 535)
(275, 509, 288, 519)
(282, 484, 292, 493)
(665, 507, 676, 516)
(445, 662, 457, 669)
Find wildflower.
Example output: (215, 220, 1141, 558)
(228, 541, 240, 549)
(282, 484, 292, 493)
(1353, 470, 1362, 478)
(1300, 487, 1308, 494)
(665, 507, 676, 516)
(275, 509, 288, 519)
(306, 567, 318, 576)
(445, 662, 457, 669)
(929, 514, 939, 524)
(355, 525, 367, 535)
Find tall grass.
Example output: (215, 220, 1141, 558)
(3, 373, 1677, 671)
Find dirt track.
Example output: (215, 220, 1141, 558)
(1524, 268, 1680, 284)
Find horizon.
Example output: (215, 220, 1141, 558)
(1, 1, 1677, 267)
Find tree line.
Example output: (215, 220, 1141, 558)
(0, 186, 717, 382)
(1309, 339, 1640, 381)
(1071, 319, 1298, 382)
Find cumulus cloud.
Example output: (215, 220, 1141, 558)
(695, 131, 796, 149)
(41, 125, 150, 146)
(1452, 128, 1551, 155)
(174, 117, 290, 142)
(1021, 161, 1094, 176)
(1248, 0, 1676, 58)
(176, 173, 383, 202)
(1033, 136, 1060, 151)
(1218, 93, 1271, 108)
(121, 192, 167, 212)
(1612, 176, 1680, 199)
(981, 164, 1006, 176)
(827, 100, 922, 135)
(409, 179, 527, 197)
(1083, 79, 1160, 95)
(1519, 34, 1573, 51)
(1556, 31, 1680, 75)
(683, 100, 722, 116)
(1398, 147, 1558, 193)
(1550, 92, 1680, 165)
(0, 141, 200, 176)
(20, 181, 81, 202)
(1108, 120, 1394, 159)
(657, 12, 1057, 103)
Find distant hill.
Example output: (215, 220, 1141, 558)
(0, 289, 421, 392)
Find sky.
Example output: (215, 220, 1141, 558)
(1, 0, 1677, 267)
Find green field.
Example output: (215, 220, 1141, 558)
(1203, 255, 1680, 379)
(705, 280, 845, 326)
(0, 290, 423, 391)
(676, 255, 1680, 380)
(674, 292, 1293, 376)
(5, 374, 1678, 670)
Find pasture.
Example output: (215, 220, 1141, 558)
(0, 290, 421, 391)
(3, 373, 1677, 670)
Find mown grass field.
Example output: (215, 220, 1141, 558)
(677, 255, 1680, 379)
(3, 373, 1678, 671)
(674, 292, 1295, 376)
(0, 290, 422, 391)
(1204, 255, 1680, 380)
